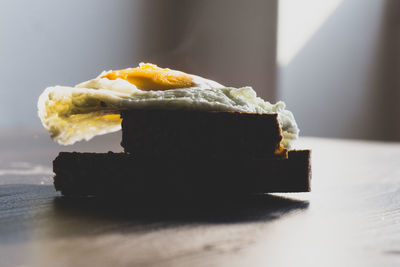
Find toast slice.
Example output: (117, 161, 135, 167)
(53, 150, 311, 198)
(121, 109, 286, 159)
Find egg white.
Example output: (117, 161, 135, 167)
(38, 72, 299, 147)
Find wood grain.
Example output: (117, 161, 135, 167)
(1, 131, 400, 267)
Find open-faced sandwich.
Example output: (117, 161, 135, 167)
(38, 63, 311, 198)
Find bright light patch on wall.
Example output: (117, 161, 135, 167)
(277, 0, 343, 67)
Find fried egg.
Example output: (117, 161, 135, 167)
(38, 63, 299, 147)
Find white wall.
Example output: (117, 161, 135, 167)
(7, 0, 395, 141)
(0, 0, 143, 128)
(278, 0, 399, 141)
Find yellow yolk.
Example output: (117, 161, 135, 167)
(101, 63, 195, 91)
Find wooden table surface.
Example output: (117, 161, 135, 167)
(1, 130, 400, 267)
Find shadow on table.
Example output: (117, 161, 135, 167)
(54, 194, 309, 223)
(0, 184, 309, 242)
(47, 194, 309, 237)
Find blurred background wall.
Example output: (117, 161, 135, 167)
(278, 0, 400, 141)
(138, 0, 277, 102)
(0, 0, 143, 128)
(1, 0, 399, 141)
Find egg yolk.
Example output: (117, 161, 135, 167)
(102, 63, 195, 91)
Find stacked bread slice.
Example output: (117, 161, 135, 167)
(53, 109, 311, 198)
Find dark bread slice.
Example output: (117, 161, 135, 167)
(121, 109, 286, 159)
(53, 150, 311, 198)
